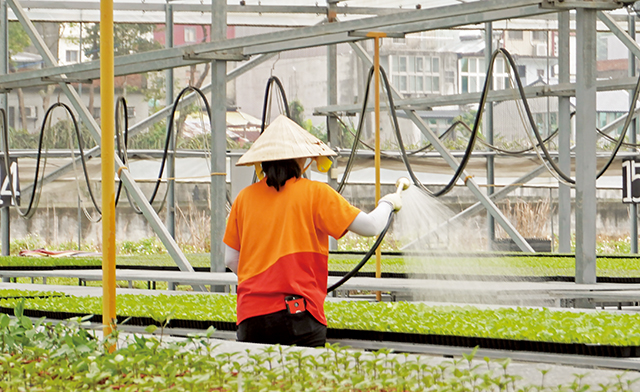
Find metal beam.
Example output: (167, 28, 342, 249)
(575, 8, 598, 285)
(210, 0, 226, 279)
(382, 4, 553, 34)
(350, 41, 534, 253)
(0, 0, 9, 257)
(0, 0, 549, 90)
(166, 3, 175, 239)
(630, 12, 638, 254)
(598, 11, 640, 61)
(558, 11, 572, 253)
(8, 0, 200, 279)
(16, 1, 422, 16)
(314, 76, 640, 114)
(485, 22, 495, 251)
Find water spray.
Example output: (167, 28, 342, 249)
(327, 177, 411, 293)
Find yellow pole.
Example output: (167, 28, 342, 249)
(100, 0, 116, 339)
(367, 32, 386, 302)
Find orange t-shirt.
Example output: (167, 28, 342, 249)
(223, 177, 361, 325)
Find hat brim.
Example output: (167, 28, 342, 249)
(236, 115, 336, 166)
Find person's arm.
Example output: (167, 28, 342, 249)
(224, 244, 239, 274)
(347, 201, 393, 236)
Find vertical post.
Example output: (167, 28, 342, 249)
(210, 0, 227, 281)
(485, 22, 495, 251)
(367, 32, 385, 301)
(79, 21, 83, 98)
(629, 12, 638, 254)
(327, 6, 339, 251)
(165, 2, 176, 238)
(77, 195, 82, 250)
(575, 8, 597, 288)
(0, 0, 9, 257)
(100, 0, 117, 336)
(558, 11, 572, 253)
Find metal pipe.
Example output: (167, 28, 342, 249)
(558, 10, 572, 253)
(368, 32, 385, 301)
(166, 2, 175, 239)
(210, 0, 227, 287)
(0, 0, 9, 258)
(100, 0, 116, 338)
(485, 22, 495, 251)
(629, 12, 638, 254)
(575, 8, 597, 286)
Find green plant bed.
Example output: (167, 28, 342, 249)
(0, 254, 211, 268)
(0, 288, 64, 298)
(3, 294, 640, 348)
(3, 310, 634, 392)
(5, 253, 640, 280)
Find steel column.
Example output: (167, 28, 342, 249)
(350, 41, 533, 252)
(575, 8, 597, 285)
(485, 22, 495, 250)
(0, 0, 9, 258)
(629, 12, 638, 254)
(210, 0, 227, 277)
(327, 1, 339, 251)
(100, 0, 116, 338)
(558, 11, 572, 253)
(166, 2, 176, 238)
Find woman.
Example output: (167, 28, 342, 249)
(223, 115, 402, 347)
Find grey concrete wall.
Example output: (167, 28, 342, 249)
(6, 181, 635, 252)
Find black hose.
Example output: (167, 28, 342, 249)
(114, 96, 138, 211)
(148, 86, 212, 208)
(336, 67, 375, 194)
(260, 76, 291, 134)
(1, 103, 100, 219)
(252, 76, 294, 184)
(327, 211, 394, 294)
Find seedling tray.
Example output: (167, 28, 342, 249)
(326, 328, 640, 358)
(2, 306, 637, 357)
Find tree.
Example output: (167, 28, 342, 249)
(81, 23, 162, 116)
(82, 23, 161, 60)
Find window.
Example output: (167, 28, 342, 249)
(459, 57, 509, 93)
(8, 107, 15, 129)
(184, 26, 197, 43)
(65, 50, 78, 63)
(24, 106, 37, 119)
(517, 65, 527, 82)
(508, 30, 523, 40)
(390, 55, 440, 94)
(532, 31, 546, 42)
(126, 106, 136, 119)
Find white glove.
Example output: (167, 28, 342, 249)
(379, 193, 402, 212)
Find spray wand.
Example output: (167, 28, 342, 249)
(327, 177, 410, 293)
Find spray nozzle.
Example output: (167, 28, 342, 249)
(395, 177, 411, 195)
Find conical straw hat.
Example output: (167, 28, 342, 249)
(236, 114, 336, 166)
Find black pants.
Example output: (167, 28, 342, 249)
(237, 309, 326, 347)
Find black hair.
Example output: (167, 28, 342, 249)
(262, 159, 301, 191)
